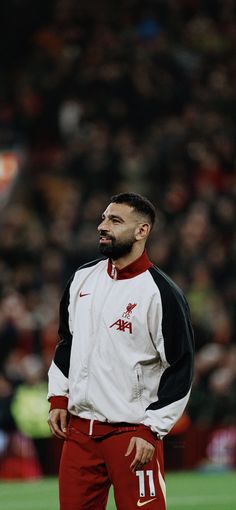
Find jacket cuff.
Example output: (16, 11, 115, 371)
(49, 396, 68, 411)
(134, 424, 158, 447)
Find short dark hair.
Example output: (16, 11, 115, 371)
(110, 192, 156, 227)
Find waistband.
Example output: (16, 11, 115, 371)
(69, 415, 138, 438)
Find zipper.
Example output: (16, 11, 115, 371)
(135, 366, 144, 402)
(111, 264, 117, 280)
(85, 268, 116, 408)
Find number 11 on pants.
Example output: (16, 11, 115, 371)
(136, 470, 156, 498)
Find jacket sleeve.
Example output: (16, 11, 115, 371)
(47, 277, 73, 410)
(142, 269, 194, 439)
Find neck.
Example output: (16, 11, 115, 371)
(111, 243, 145, 269)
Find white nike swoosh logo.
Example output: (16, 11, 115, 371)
(137, 498, 157, 507)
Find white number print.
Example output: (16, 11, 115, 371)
(136, 470, 156, 498)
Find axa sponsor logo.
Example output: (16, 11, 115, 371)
(110, 303, 137, 334)
(110, 318, 133, 333)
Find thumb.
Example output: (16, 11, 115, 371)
(60, 412, 67, 433)
(125, 437, 136, 457)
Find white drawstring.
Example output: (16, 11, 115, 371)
(89, 419, 94, 435)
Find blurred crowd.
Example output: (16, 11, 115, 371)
(0, 0, 236, 470)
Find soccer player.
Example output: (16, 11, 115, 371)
(48, 192, 194, 510)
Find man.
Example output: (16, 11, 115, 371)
(48, 192, 194, 510)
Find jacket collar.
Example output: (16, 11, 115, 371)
(107, 250, 153, 280)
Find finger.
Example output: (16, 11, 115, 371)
(140, 446, 155, 467)
(139, 449, 151, 467)
(125, 437, 136, 457)
(130, 443, 143, 471)
(130, 445, 154, 472)
(48, 418, 67, 439)
(60, 413, 67, 434)
(148, 447, 155, 462)
(52, 424, 67, 439)
(130, 457, 142, 472)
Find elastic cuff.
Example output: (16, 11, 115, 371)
(48, 396, 68, 411)
(134, 424, 157, 447)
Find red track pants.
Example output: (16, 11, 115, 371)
(59, 416, 166, 510)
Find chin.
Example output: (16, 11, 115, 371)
(99, 245, 113, 257)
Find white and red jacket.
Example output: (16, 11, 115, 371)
(48, 251, 194, 444)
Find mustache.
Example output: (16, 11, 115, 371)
(99, 231, 113, 240)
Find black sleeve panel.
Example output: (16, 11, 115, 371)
(54, 276, 74, 378)
(148, 266, 194, 410)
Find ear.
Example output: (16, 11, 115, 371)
(135, 223, 151, 241)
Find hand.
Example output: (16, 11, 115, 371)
(125, 436, 155, 472)
(48, 409, 68, 439)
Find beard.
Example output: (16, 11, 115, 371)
(99, 235, 135, 260)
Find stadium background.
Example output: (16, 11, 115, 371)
(0, 0, 235, 489)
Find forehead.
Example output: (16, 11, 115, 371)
(103, 202, 135, 220)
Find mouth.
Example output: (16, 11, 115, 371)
(99, 233, 113, 244)
(99, 236, 112, 244)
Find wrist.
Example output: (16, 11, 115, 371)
(134, 424, 157, 447)
(49, 396, 68, 411)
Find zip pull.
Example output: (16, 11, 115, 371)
(111, 264, 117, 280)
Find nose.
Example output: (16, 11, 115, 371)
(98, 219, 108, 232)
